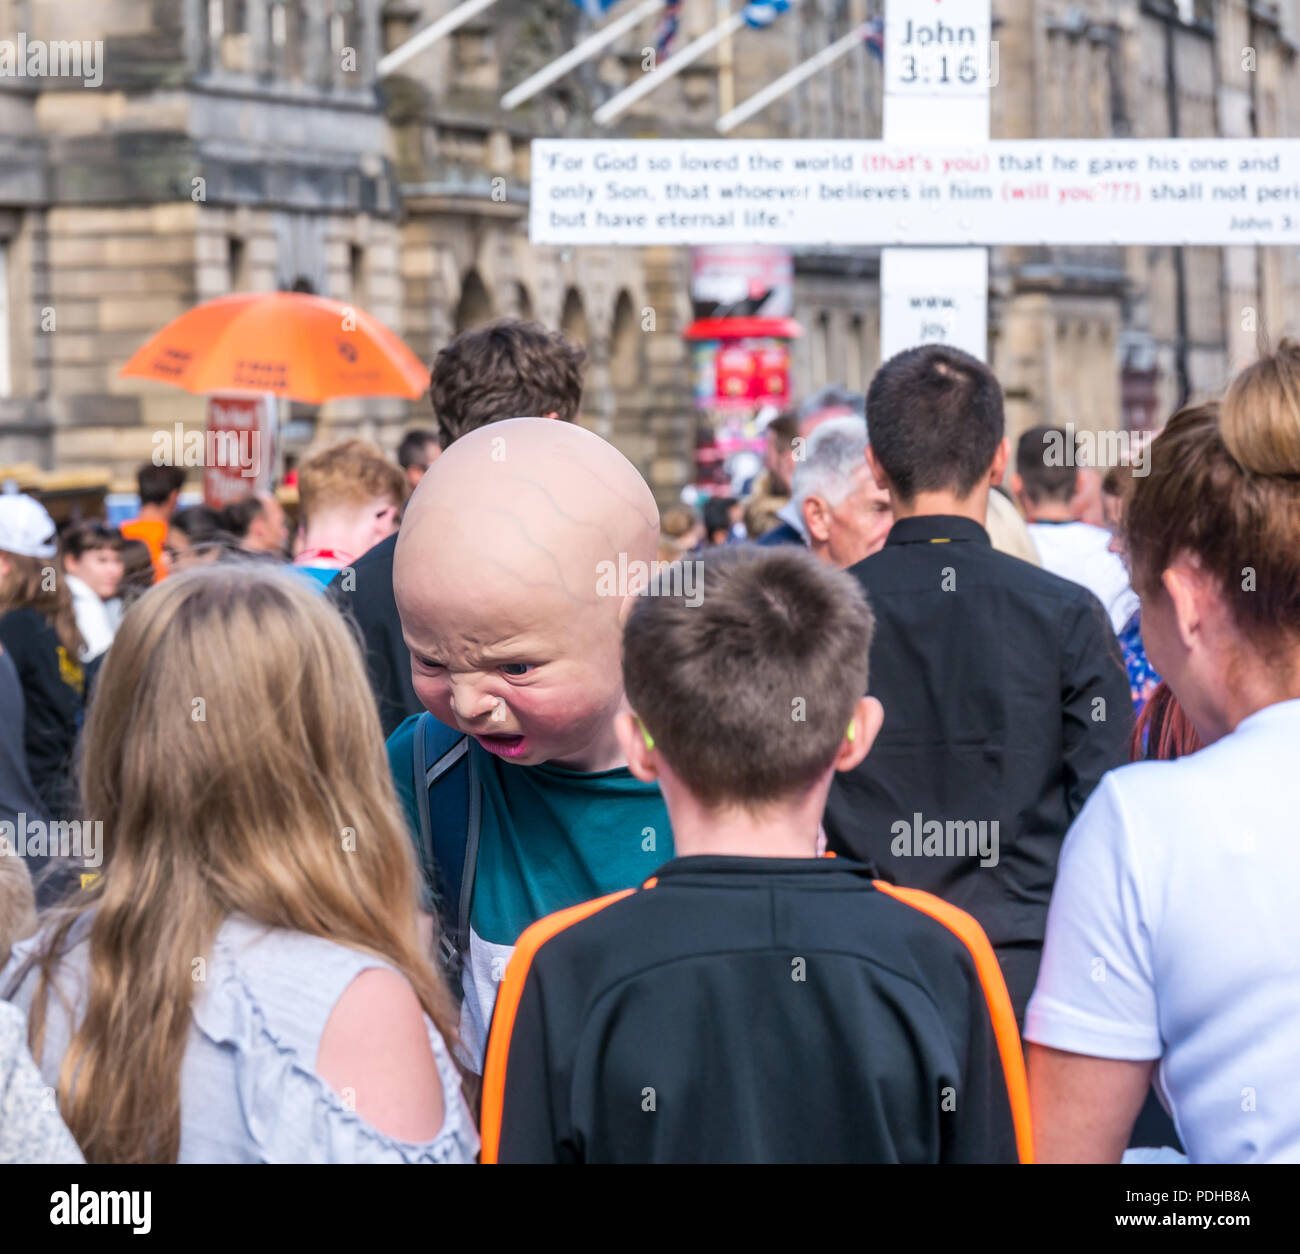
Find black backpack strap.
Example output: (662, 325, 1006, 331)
(412, 713, 437, 908)
(410, 712, 479, 981)
(457, 747, 482, 963)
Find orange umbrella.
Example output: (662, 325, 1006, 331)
(119, 291, 428, 402)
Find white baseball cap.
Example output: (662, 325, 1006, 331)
(0, 492, 58, 559)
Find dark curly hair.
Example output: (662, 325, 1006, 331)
(429, 319, 586, 448)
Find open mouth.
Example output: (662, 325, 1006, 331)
(475, 732, 528, 759)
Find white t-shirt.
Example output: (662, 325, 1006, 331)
(1024, 698, 1300, 1163)
(1026, 521, 1137, 633)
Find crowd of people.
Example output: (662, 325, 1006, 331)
(0, 316, 1298, 1165)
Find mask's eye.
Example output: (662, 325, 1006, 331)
(501, 663, 534, 677)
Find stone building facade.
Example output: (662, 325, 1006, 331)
(991, 0, 1300, 441)
(719, 0, 1300, 445)
(0, 0, 404, 479)
(0, 0, 1298, 501)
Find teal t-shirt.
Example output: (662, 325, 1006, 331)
(471, 748, 672, 944)
(387, 714, 673, 1066)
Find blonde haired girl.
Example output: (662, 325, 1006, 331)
(3, 565, 476, 1164)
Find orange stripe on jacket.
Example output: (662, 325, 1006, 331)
(872, 880, 1035, 1164)
(480, 889, 636, 1164)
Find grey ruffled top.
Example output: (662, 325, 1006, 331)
(0, 999, 83, 1163)
(2, 914, 478, 1164)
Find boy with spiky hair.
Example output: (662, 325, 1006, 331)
(481, 545, 1031, 1164)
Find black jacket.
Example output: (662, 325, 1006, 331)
(754, 520, 805, 548)
(824, 515, 1133, 1020)
(0, 645, 47, 829)
(0, 609, 83, 820)
(482, 855, 1030, 1164)
(326, 534, 421, 737)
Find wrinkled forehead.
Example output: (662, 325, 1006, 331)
(397, 475, 636, 586)
(396, 537, 620, 656)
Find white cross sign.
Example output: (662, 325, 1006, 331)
(528, 0, 1295, 363)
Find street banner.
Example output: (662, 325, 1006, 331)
(690, 245, 793, 318)
(202, 394, 277, 509)
(532, 137, 1300, 246)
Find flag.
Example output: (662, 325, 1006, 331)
(743, 0, 791, 29)
(861, 15, 883, 61)
(654, 0, 683, 54)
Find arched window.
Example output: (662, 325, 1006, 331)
(510, 283, 534, 322)
(560, 288, 589, 348)
(349, 245, 366, 302)
(846, 314, 865, 392)
(812, 311, 830, 387)
(455, 271, 495, 333)
(610, 291, 641, 391)
(228, 237, 247, 292)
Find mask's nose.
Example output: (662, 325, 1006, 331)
(449, 675, 504, 725)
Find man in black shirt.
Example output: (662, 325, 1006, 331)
(824, 345, 1131, 1021)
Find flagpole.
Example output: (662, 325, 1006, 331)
(377, 0, 502, 78)
(501, 0, 664, 111)
(594, 3, 775, 126)
(717, 0, 735, 115)
(716, 21, 874, 133)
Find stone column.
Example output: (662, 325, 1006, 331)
(183, 0, 209, 74)
(245, 0, 272, 78)
(640, 245, 694, 506)
(303, 0, 333, 90)
(360, 0, 383, 87)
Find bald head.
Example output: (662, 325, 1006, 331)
(394, 418, 659, 771)
(398, 417, 657, 604)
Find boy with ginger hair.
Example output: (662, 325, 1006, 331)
(294, 439, 407, 590)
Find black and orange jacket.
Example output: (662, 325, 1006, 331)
(481, 855, 1032, 1164)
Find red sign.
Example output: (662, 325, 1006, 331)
(203, 395, 276, 508)
(694, 338, 791, 411)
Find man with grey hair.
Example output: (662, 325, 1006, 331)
(756, 416, 892, 569)
(798, 385, 867, 435)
